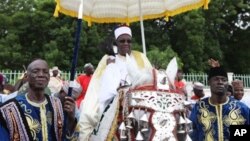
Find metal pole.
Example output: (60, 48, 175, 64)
(138, 0, 146, 55)
(63, 1, 83, 139)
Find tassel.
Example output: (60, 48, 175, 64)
(53, 5, 60, 17)
(204, 0, 210, 9)
(135, 131, 144, 141)
(186, 134, 192, 141)
(178, 116, 186, 124)
(164, 16, 169, 22)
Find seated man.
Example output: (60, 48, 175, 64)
(78, 25, 153, 140)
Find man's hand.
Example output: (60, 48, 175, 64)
(208, 58, 220, 68)
(64, 96, 77, 135)
(63, 96, 76, 120)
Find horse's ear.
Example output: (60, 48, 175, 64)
(166, 57, 178, 90)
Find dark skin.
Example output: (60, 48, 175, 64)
(26, 59, 76, 133)
(115, 34, 132, 56)
(193, 88, 205, 98)
(209, 76, 229, 105)
(52, 70, 59, 77)
(84, 65, 94, 76)
(107, 34, 132, 65)
(233, 84, 244, 100)
(176, 70, 183, 81)
(226, 85, 234, 97)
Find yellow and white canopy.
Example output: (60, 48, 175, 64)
(54, 0, 210, 26)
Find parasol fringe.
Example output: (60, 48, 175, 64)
(165, 0, 209, 18)
(53, 0, 61, 17)
(87, 18, 92, 26)
(54, 0, 210, 25)
(164, 16, 169, 22)
(204, 0, 210, 9)
(53, 5, 60, 17)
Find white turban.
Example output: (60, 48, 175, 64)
(84, 63, 93, 69)
(114, 26, 132, 39)
(193, 82, 204, 90)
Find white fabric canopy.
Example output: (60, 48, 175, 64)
(55, 0, 210, 25)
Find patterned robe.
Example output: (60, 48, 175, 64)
(0, 93, 77, 141)
(190, 97, 250, 141)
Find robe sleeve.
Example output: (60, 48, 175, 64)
(189, 103, 199, 141)
(0, 118, 10, 140)
(78, 55, 108, 140)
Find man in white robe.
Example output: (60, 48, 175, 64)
(78, 26, 152, 140)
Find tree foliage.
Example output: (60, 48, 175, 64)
(0, 0, 249, 74)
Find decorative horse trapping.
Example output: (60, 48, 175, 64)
(91, 69, 193, 141)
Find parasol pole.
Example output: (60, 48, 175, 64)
(68, 0, 83, 97)
(63, 0, 83, 138)
(138, 0, 147, 55)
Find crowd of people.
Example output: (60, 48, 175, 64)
(0, 25, 250, 141)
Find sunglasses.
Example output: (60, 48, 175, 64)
(118, 39, 132, 44)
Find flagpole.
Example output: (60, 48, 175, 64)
(63, 0, 83, 139)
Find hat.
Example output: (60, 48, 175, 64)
(62, 81, 82, 98)
(84, 63, 93, 69)
(232, 80, 243, 87)
(114, 26, 132, 39)
(208, 66, 228, 80)
(193, 82, 204, 90)
(48, 77, 63, 94)
(51, 66, 60, 71)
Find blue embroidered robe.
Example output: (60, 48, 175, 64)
(0, 94, 65, 141)
(190, 97, 250, 141)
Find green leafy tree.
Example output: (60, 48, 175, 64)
(1, 0, 249, 75)
(169, 10, 206, 73)
(0, 0, 36, 16)
(147, 46, 183, 70)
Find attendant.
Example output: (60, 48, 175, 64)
(190, 82, 205, 103)
(190, 65, 250, 141)
(232, 79, 250, 108)
(0, 59, 78, 140)
(76, 63, 94, 108)
(48, 66, 63, 95)
(232, 79, 244, 100)
(174, 69, 188, 99)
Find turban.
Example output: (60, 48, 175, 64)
(84, 63, 93, 69)
(208, 66, 228, 80)
(52, 66, 60, 71)
(193, 82, 204, 90)
(232, 80, 243, 87)
(114, 26, 132, 39)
